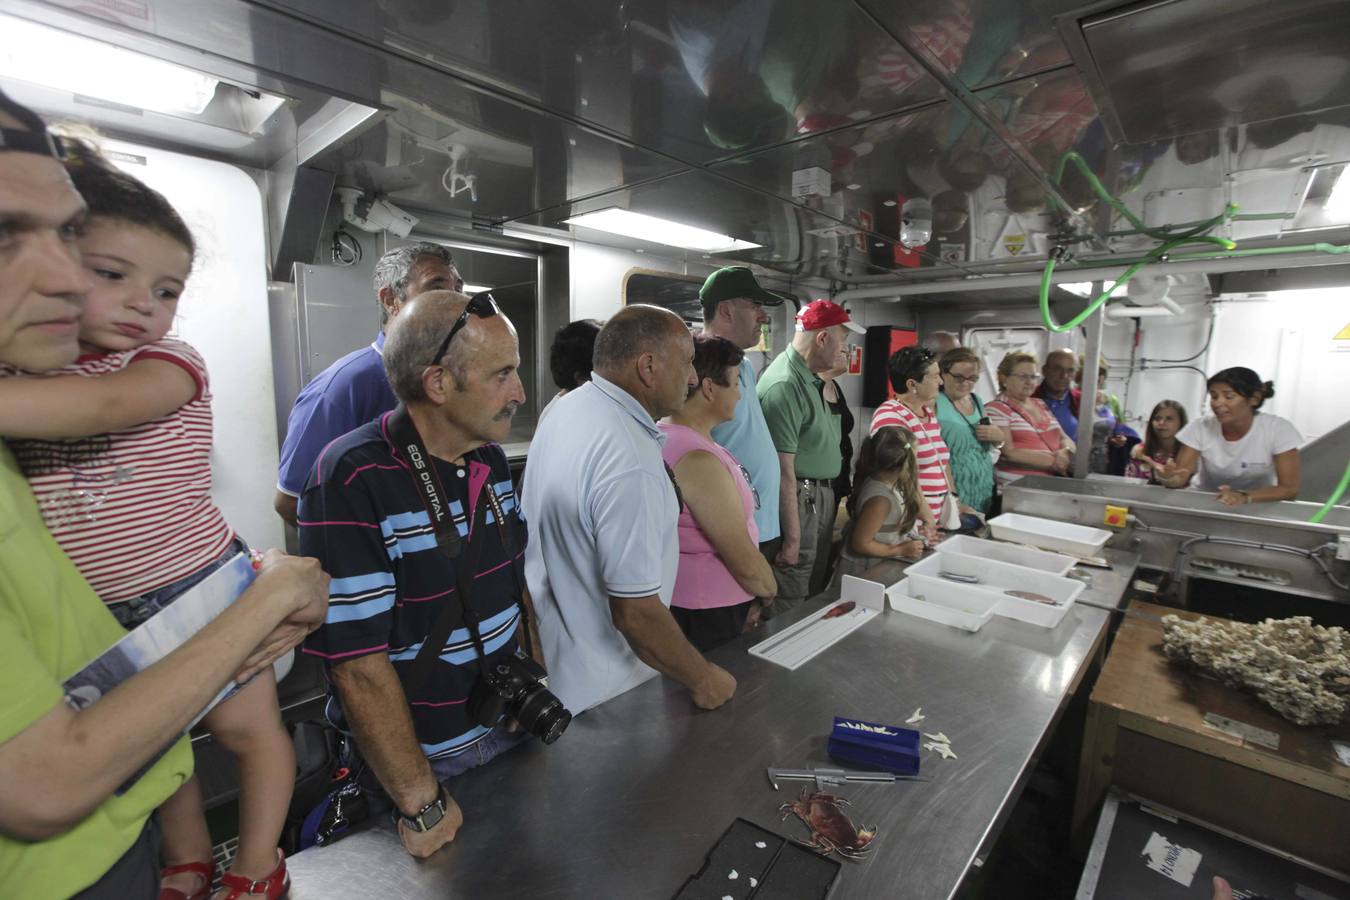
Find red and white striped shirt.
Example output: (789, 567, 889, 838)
(11, 338, 234, 604)
(869, 400, 950, 520)
(985, 394, 1066, 486)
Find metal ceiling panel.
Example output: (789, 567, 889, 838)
(307, 68, 688, 224)
(1058, 0, 1350, 145)
(706, 100, 1075, 269)
(249, 0, 950, 164)
(855, 0, 1073, 90)
(512, 167, 969, 284)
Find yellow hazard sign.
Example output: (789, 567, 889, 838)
(1337, 321, 1350, 340)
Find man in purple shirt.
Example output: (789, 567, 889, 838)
(273, 242, 462, 524)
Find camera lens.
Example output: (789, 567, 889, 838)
(514, 683, 572, 745)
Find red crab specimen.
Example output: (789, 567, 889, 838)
(779, 788, 877, 861)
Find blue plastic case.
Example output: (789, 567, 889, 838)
(826, 716, 921, 776)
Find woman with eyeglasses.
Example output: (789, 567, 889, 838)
(986, 351, 1076, 488)
(935, 347, 1000, 516)
(660, 334, 777, 650)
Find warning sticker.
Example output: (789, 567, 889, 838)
(1142, 832, 1202, 888)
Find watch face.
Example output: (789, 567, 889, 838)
(405, 794, 445, 832)
(418, 802, 445, 831)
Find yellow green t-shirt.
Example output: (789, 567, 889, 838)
(0, 444, 193, 898)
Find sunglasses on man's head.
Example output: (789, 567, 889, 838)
(429, 292, 500, 366)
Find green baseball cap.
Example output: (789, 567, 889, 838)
(698, 266, 790, 310)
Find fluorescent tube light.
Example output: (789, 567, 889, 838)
(462, 283, 493, 294)
(0, 14, 219, 115)
(1057, 281, 1125, 299)
(1325, 166, 1350, 217)
(563, 208, 761, 253)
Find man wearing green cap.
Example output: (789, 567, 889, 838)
(700, 267, 788, 625)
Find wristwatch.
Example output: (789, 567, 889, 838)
(399, 785, 450, 833)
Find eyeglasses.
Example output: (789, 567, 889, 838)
(945, 372, 980, 385)
(428, 293, 501, 366)
(737, 462, 761, 510)
(1007, 373, 1042, 382)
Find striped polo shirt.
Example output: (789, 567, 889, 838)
(869, 399, 950, 520)
(299, 413, 525, 761)
(8, 337, 235, 604)
(986, 394, 1066, 486)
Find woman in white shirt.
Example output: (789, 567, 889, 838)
(1160, 367, 1302, 506)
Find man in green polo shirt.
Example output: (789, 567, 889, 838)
(0, 90, 328, 899)
(757, 300, 862, 616)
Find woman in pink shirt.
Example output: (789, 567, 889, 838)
(661, 335, 776, 651)
(986, 351, 1076, 488)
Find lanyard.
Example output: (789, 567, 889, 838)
(386, 404, 532, 695)
(1003, 397, 1060, 453)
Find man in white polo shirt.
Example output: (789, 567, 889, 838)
(523, 305, 737, 714)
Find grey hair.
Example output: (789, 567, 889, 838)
(592, 304, 686, 373)
(382, 291, 470, 403)
(373, 241, 456, 322)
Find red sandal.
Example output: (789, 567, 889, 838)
(215, 849, 289, 899)
(159, 860, 215, 900)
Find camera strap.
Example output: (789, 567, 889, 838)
(388, 405, 494, 696)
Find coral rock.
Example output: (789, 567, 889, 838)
(1160, 614, 1350, 727)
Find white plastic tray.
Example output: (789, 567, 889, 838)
(987, 512, 1111, 559)
(936, 534, 1075, 576)
(885, 577, 998, 633)
(747, 576, 884, 670)
(905, 552, 1085, 628)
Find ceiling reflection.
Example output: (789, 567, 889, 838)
(17, 0, 1350, 284)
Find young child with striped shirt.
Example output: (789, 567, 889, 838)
(0, 144, 293, 899)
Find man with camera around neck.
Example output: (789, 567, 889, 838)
(300, 290, 558, 859)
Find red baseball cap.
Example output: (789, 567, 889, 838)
(796, 299, 865, 334)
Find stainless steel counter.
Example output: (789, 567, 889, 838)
(287, 549, 1138, 900)
(1002, 476, 1350, 604)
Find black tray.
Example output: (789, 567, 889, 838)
(673, 817, 841, 900)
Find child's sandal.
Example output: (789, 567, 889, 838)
(214, 849, 289, 899)
(159, 860, 216, 900)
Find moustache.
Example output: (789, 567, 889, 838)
(494, 402, 520, 421)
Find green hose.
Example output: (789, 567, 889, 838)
(1309, 460, 1350, 524)
(1038, 151, 1239, 332)
(1038, 231, 1237, 333)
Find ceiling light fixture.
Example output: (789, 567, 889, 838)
(1324, 165, 1350, 217)
(1058, 281, 1125, 299)
(563, 208, 761, 253)
(462, 283, 494, 294)
(0, 14, 220, 115)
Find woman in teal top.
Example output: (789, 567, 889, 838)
(935, 347, 1002, 515)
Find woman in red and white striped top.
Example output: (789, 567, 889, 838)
(985, 351, 1076, 488)
(869, 346, 952, 538)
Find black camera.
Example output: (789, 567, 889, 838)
(468, 654, 572, 744)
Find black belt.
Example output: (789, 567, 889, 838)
(797, 477, 830, 486)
